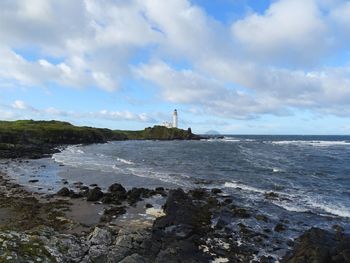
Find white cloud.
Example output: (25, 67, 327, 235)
(231, 0, 328, 64)
(1, 0, 350, 121)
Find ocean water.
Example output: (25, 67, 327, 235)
(1, 135, 350, 258)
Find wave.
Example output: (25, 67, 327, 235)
(269, 140, 350, 147)
(224, 181, 265, 194)
(116, 157, 135, 165)
(304, 198, 350, 218)
(224, 180, 350, 218)
(203, 137, 255, 143)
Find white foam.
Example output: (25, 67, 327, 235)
(270, 140, 350, 147)
(271, 200, 310, 213)
(305, 199, 350, 218)
(224, 181, 265, 194)
(116, 157, 135, 165)
(273, 168, 282, 173)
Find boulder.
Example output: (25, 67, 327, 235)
(87, 187, 104, 202)
(283, 228, 350, 263)
(88, 227, 113, 246)
(57, 187, 70, 197)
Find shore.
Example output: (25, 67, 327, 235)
(1, 165, 350, 263)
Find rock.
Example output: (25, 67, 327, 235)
(211, 188, 222, 194)
(88, 245, 109, 263)
(255, 214, 269, 222)
(231, 206, 251, 218)
(119, 253, 146, 263)
(100, 206, 126, 222)
(264, 192, 279, 200)
(28, 179, 39, 183)
(150, 189, 212, 262)
(274, 223, 286, 232)
(283, 228, 350, 263)
(87, 187, 104, 202)
(57, 187, 70, 197)
(109, 183, 126, 193)
(88, 227, 113, 246)
(145, 203, 153, 208)
(127, 188, 153, 205)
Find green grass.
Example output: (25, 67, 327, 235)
(0, 120, 198, 146)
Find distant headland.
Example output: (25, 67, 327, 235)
(0, 120, 204, 159)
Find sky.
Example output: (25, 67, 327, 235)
(1, 0, 350, 134)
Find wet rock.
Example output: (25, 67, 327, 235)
(264, 192, 279, 200)
(100, 206, 126, 222)
(150, 189, 212, 262)
(88, 227, 113, 246)
(255, 214, 269, 222)
(275, 223, 286, 232)
(127, 188, 154, 205)
(109, 183, 127, 197)
(231, 206, 251, 218)
(211, 188, 222, 194)
(87, 187, 104, 202)
(119, 253, 146, 263)
(28, 179, 39, 183)
(283, 228, 350, 263)
(57, 187, 70, 197)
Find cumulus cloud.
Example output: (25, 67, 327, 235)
(231, 0, 329, 64)
(1, 0, 350, 121)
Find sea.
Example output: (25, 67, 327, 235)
(1, 135, 350, 259)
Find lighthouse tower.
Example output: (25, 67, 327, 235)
(172, 109, 178, 128)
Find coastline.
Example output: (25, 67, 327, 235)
(1, 165, 350, 262)
(1, 123, 349, 262)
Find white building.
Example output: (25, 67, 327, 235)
(162, 109, 178, 128)
(162, 121, 172, 128)
(173, 109, 178, 128)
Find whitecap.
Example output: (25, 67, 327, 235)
(116, 157, 135, 165)
(224, 181, 265, 194)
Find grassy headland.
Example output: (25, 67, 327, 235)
(0, 120, 202, 158)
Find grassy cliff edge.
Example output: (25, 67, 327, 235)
(0, 120, 203, 158)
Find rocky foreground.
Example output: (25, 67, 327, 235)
(0, 173, 349, 263)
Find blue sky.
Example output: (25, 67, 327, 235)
(1, 0, 350, 134)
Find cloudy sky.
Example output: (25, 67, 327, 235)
(1, 0, 350, 134)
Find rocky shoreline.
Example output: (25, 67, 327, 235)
(1, 170, 349, 263)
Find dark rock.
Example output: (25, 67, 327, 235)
(87, 187, 104, 202)
(57, 187, 70, 196)
(189, 188, 207, 199)
(275, 223, 286, 232)
(69, 191, 83, 199)
(255, 214, 269, 222)
(101, 193, 121, 205)
(264, 192, 279, 200)
(283, 228, 350, 263)
(150, 189, 212, 262)
(80, 186, 89, 191)
(211, 188, 222, 194)
(28, 179, 39, 183)
(109, 183, 127, 195)
(100, 206, 126, 222)
(127, 188, 153, 205)
(231, 206, 251, 218)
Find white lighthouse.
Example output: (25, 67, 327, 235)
(172, 109, 178, 128)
